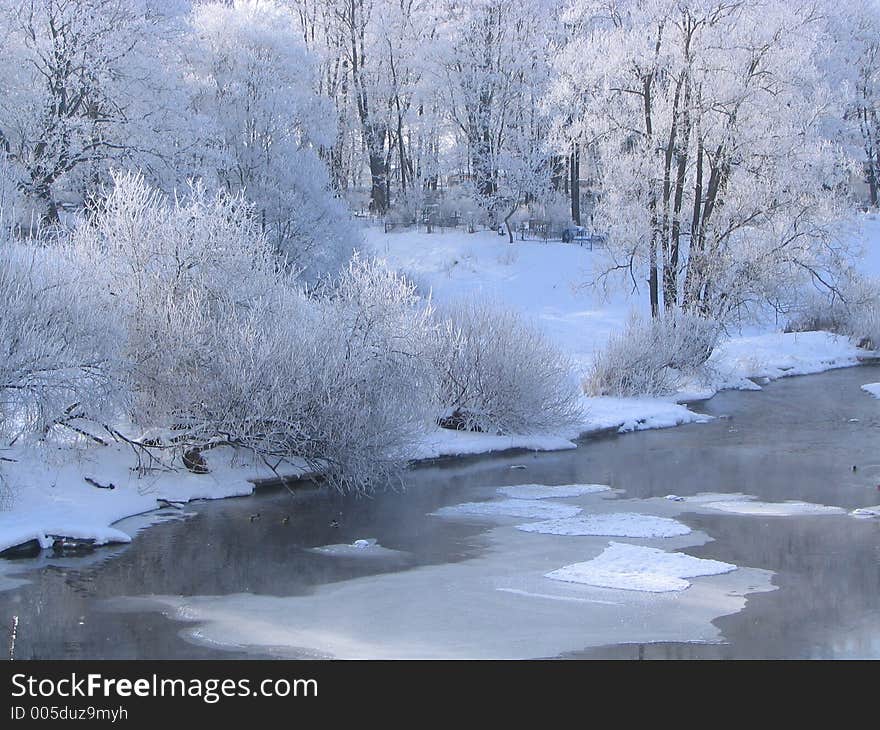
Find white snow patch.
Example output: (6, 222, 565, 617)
(518, 513, 691, 538)
(411, 430, 577, 460)
(0, 442, 314, 555)
(496, 483, 610, 500)
(861, 383, 880, 399)
(584, 397, 712, 433)
(702, 500, 845, 516)
(546, 542, 736, 593)
(709, 331, 864, 390)
(431, 499, 581, 520)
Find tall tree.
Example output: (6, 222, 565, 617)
(555, 0, 850, 321)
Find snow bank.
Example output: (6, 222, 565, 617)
(411, 429, 577, 460)
(710, 332, 864, 390)
(431, 499, 581, 520)
(861, 383, 880, 399)
(546, 542, 737, 592)
(850, 505, 880, 518)
(518, 513, 691, 538)
(583, 396, 712, 432)
(496, 483, 610, 499)
(0, 443, 314, 555)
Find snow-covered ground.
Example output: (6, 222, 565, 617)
(1, 216, 879, 558)
(365, 216, 880, 457)
(0, 442, 315, 555)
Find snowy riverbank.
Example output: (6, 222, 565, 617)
(1, 218, 879, 557)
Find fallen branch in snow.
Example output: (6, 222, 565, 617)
(53, 419, 108, 447)
(84, 477, 115, 490)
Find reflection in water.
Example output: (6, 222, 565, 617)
(0, 365, 879, 658)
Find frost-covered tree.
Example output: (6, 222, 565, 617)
(554, 0, 852, 322)
(0, 0, 185, 222)
(188, 0, 354, 279)
(434, 0, 560, 225)
(828, 0, 880, 207)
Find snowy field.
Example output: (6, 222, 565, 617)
(1, 216, 879, 557)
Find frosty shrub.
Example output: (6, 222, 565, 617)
(0, 242, 123, 442)
(434, 299, 581, 434)
(71, 176, 436, 491)
(151, 258, 436, 492)
(585, 311, 721, 397)
(71, 172, 286, 427)
(785, 273, 880, 350)
(306, 257, 437, 487)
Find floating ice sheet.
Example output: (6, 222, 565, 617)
(496, 484, 611, 500)
(546, 542, 736, 593)
(701, 500, 845, 517)
(518, 512, 691, 538)
(850, 505, 880, 518)
(310, 539, 406, 558)
(431, 499, 581, 520)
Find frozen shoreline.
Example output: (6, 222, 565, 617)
(0, 347, 871, 558)
(1, 220, 878, 558)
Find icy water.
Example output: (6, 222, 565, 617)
(1, 365, 880, 659)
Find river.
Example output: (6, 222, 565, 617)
(1, 365, 879, 659)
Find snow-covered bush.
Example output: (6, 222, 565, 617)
(69, 175, 437, 491)
(71, 172, 284, 427)
(0, 241, 123, 442)
(306, 257, 437, 487)
(585, 311, 721, 397)
(129, 257, 436, 493)
(433, 299, 580, 434)
(785, 273, 880, 350)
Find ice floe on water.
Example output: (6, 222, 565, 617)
(431, 499, 581, 520)
(309, 538, 407, 558)
(517, 512, 691, 538)
(496, 483, 611, 500)
(701, 500, 845, 517)
(850, 505, 880, 518)
(677, 492, 756, 504)
(861, 383, 880, 399)
(546, 542, 737, 593)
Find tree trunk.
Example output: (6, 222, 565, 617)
(569, 144, 581, 225)
(683, 140, 704, 310)
(666, 77, 691, 311)
(368, 147, 388, 214)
